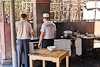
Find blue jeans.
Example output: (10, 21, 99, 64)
(17, 39, 29, 67)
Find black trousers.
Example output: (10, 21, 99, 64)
(42, 39, 54, 67)
(42, 39, 54, 48)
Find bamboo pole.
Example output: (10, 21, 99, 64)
(10, 0, 17, 67)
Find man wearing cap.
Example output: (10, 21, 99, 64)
(38, 13, 56, 67)
(16, 14, 34, 67)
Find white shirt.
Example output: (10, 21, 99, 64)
(16, 20, 33, 39)
(40, 21, 56, 39)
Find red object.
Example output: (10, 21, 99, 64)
(51, 24, 54, 26)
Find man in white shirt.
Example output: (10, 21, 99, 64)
(38, 13, 56, 67)
(16, 14, 34, 67)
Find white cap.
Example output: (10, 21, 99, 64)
(43, 13, 49, 18)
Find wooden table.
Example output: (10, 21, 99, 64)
(81, 37, 95, 40)
(29, 49, 69, 67)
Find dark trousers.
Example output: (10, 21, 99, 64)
(42, 39, 54, 67)
(42, 39, 54, 48)
(17, 39, 29, 67)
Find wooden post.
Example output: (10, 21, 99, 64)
(94, 1, 97, 21)
(56, 59, 60, 67)
(2, 1, 6, 59)
(29, 56, 33, 67)
(32, 0, 51, 37)
(43, 60, 45, 67)
(68, 0, 71, 22)
(10, 0, 17, 67)
(66, 53, 69, 67)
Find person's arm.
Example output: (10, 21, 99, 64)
(38, 32, 45, 49)
(54, 31, 56, 39)
(31, 32, 34, 38)
(54, 24, 57, 39)
(16, 22, 18, 33)
(15, 22, 18, 39)
(38, 24, 45, 49)
(29, 24, 34, 38)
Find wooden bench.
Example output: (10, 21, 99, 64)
(29, 49, 69, 67)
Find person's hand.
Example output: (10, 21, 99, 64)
(32, 36, 34, 39)
(38, 43, 41, 49)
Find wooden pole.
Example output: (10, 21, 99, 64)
(94, 1, 97, 21)
(68, 0, 71, 22)
(2, 1, 6, 59)
(10, 0, 17, 67)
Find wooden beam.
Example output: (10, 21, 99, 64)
(10, 0, 17, 67)
(32, 0, 51, 3)
(1, 1, 6, 59)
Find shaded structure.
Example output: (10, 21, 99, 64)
(0, 0, 100, 66)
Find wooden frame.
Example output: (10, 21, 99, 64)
(32, 0, 51, 3)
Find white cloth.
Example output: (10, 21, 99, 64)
(94, 40, 100, 48)
(16, 20, 33, 39)
(75, 38, 82, 56)
(40, 21, 56, 39)
(54, 39, 71, 56)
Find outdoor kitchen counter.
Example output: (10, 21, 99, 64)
(29, 38, 82, 56)
(81, 35, 100, 55)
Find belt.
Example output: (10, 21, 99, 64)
(43, 39, 54, 40)
(17, 39, 29, 40)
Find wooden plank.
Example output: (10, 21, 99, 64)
(38, 49, 48, 54)
(33, 49, 48, 55)
(66, 53, 69, 67)
(42, 51, 52, 57)
(43, 50, 61, 57)
(31, 49, 69, 58)
(32, 0, 51, 3)
(33, 49, 56, 57)
(56, 51, 69, 58)
(39, 50, 60, 57)
(56, 52, 67, 58)
(43, 60, 45, 67)
(30, 55, 57, 62)
(54, 50, 69, 58)
(59, 52, 69, 61)
(46, 50, 61, 57)
(54, 51, 64, 57)
(37, 49, 46, 53)
(40, 49, 51, 56)
(56, 59, 60, 67)
(81, 37, 95, 39)
(29, 56, 33, 67)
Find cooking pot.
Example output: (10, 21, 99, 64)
(63, 30, 72, 38)
(73, 32, 79, 37)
